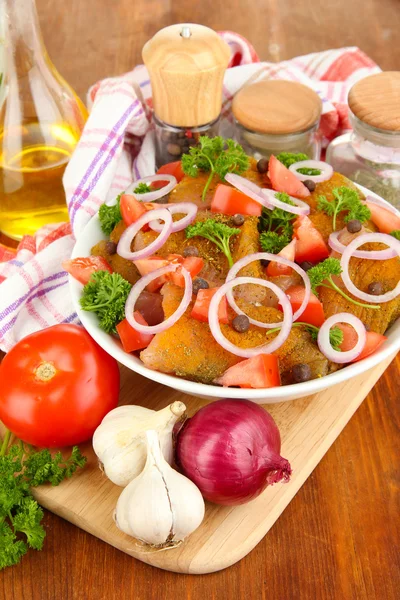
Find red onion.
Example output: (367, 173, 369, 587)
(148, 202, 198, 233)
(226, 252, 311, 326)
(317, 313, 366, 363)
(117, 208, 172, 261)
(288, 160, 333, 183)
(260, 189, 310, 216)
(208, 277, 293, 358)
(328, 230, 396, 260)
(340, 233, 400, 303)
(125, 265, 192, 334)
(124, 174, 177, 202)
(175, 399, 292, 506)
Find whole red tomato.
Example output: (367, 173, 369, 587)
(0, 324, 120, 447)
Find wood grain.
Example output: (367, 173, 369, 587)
(2, 0, 400, 598)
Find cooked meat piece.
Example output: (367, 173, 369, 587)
(91, 240, 141, 285)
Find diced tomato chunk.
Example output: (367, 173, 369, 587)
(133, 256, 170, 292)
(365, 200, 400, 234)
(211, 184, 262, 216)
(116, 313, 154, 353)
(268, 155, 310, 199)
(266, 239, 296, 277)
(216, 355, 281, 389)
(62, 256, 112, 285)
(169, 256, 204, 287)
(293, 215, 330, 264)
(120, 194, 148, 228)
(191, 288, 229, 324)
(152, 161, 184, 189)
(283, 285, 325, 327)
(336, 324, 387, 362)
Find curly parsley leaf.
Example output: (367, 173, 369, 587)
(296, 167, 321, 176)
(390, 230, 400, 240)
(134, 183, 151, 194)
(305, 323, 344, 351)
(260, 231, 291, 254)
(80, 271, 132, 333)
(276, 152, 309, 168)
(98, 194, 122, 235)
(186, 218, 240, 267)
(259, 192, 296, 239)
(317, 186, 371, 230)
(181, 136, 249, 202)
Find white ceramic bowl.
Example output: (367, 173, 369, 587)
(69, 185, 400, 403)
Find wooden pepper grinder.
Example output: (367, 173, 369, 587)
(142, 23, 230, 167)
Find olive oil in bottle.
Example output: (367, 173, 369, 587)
(0, 0, 87, 240)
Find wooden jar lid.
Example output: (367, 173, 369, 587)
(348, 72, 400, 132)
(142, 24, 230, 128)
(232, 80, 322, 135)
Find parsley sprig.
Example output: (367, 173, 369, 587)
(0, 429, 86, 570)
(259, 192, 296, 242)
(181, 136, 249, 202)
(98, 194, 123, 235)
(80, 271, 132, 333)
(317, 186, 371, 230)
(390, 230, 400, 240)
(307, 257, 380, 310)
(266, 321, 344, 351)
(260, 231, 291, 254)
(186, 219, 240, 267)
(134, 183, 151, 194)
(276, 152, 309, 168)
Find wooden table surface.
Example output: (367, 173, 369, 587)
(2, 1, 400, 598)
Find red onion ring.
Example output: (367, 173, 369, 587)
(364, 195, 400, 218)
(125, 264, 192, 334)
(288, 160, 333, 183)
(224, 173, 273, 208)
(125, 174, 177, 203)
(226, 252, 311, 327)
(208, 277, 293, 358)
(317, 313, 366, 363)
(148, 202, 198, 233)
(260, 189, 310, 216)
(340, 233, 400, 303)
(328, 230, 396, 260)
(117, 208, 172, 261)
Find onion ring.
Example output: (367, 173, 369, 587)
(328, 230, 396, 260)
(208, 277, 293, 358)
(117, 208, 172, 261)
(340, 233, 400, 303)
(125, 264, 192, 334)
(260, 189, 310, 216)
(224, 173, 273, 209)
(317, 313, 366, 363)
(148, 202, 198, 233)
(125, 174, 177, 203)
(226, 252, 311, 327)
(288, 160, 333, 183)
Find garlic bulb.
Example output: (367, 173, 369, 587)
(115, 429, 205, 547)
(92, 401, 186, 487)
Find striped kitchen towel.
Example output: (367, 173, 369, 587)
(0, 36, 380, 352)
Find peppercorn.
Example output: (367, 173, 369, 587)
(166, 143, 182, 157)
(291, 363, 312, 383)
(192, 278, 209, 294)
(300, 261, 314, 271)
(367, 281, 383, 295)
(183, 246, 199, 258)
(346, 219, 362, 233)
(232, 314, 250, 333)
(257, 158, 269, 174)
(260, 259, 270, 268)
(232, 214, 245, 226)
(303, 179, 316, 192)
(105, 241, 117, 255)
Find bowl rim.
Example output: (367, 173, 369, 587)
(69, 183, 400, 401)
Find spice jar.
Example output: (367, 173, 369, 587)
(232, 80, 322, 160)
(142, 24, 230, 167)
(326, 72, 400, 208)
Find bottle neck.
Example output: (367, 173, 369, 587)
(3, 0, 47, 75)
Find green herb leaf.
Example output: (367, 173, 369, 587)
(80, 271, 132, 333)
(260, 231, 291, 254)
(98, 194, 123, 235)
(305, 323, 343, 351)
(181, 136, 249, 202)
(186, 218, 240, 267)
(259, 193, 296, 239)
(317, 186, 370, 230)
(276, 152, 309, 168)
(390, 230, 400, 240)
(296, 167, 321, 176)
(134, 183, 151, 194)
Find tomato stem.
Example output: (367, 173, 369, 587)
(35, 361, 57, 382)
(0, 428, 11, 457)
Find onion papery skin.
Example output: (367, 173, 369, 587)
(175, 399, 292, 506)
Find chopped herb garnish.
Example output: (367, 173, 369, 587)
(276, 152, 309, 168)
(296, 167, 321, 176)
(134, 183, 151, 194)
(80, 271, 132, 333)
(98, 194, 122, 235)
(181, 136, 249, 202)
(317, 186, 371, 231)
(186, 218, 240, 267)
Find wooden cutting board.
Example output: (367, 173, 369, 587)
(27, 353, 395, 575)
